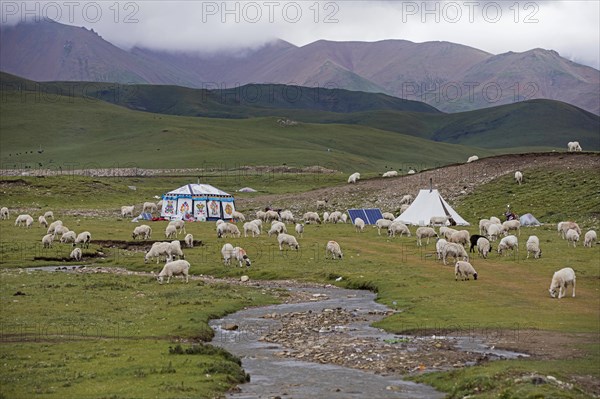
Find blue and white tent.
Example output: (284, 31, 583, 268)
(161, 183, 235, 221)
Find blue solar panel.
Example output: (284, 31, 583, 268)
(347, 208, 383, 225)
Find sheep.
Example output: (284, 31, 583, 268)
(264, 210, 280, 222)
(354, 217, 365, 232)
(347, 172, 360, 184)
(38, 215, 48, 228)
(157, 260, 190, 284)
(70, 247, 82, 261)
(295, 223, 304, 238)
(514, 171, 523, 185)
(439, 226, 458, 240)
(168, 220, 186, 235)
(449, 230, 470, 247)
(43, 211, 54, 220)
(526, 235, 542, 259)
(566, 229, 579, 247)
(121, 205, 135, 218)
(479, 219, 491, 235)
(435, 238, 448, 260)
(232, 247, 251, 267)
(430, 216, 449, 226)
(442, 242, 469, 265)
(584, 230, 597, 247)
(221, 243, 234, 265)
(476, 237, 491, 259)
(145, 242, 172, 264)
(388, 221, 411, 238)
(250, 219, 262, 230)
(559, 221, 581, 239)
(497, 235, 518, 256)
(132, 225, 152, 240)
(375, 218, 393, 235)
(268, 221, 287, 237)
(489, 216, 501, 225)
(243, 222, 261, 237)
(340, 214, 348, 223)
(455, 261, 478, 281)
(15, 214, 34, 228)
(502, 220, 521, 236)
(316, 200, 328, 209)
(53, 225, 69, 237)
(60, 230, 77, 244)
(325, 240, 343, 259)
(328, 211, 343, 224)
(184, 233, 194, 248)
(165, 224, 178, 239)
(42, 233, 54, 248)
(143, 202, 158, 214)
(467, 155, 479, 163)
(232, 210, 246, 222)
(487, 223, 502, 241)
(382, 170, 398, 177)
(215, 219, 224, 227)
(256, 210, 266, 221)
(303, 212, 321, 224)
(382, 212, 395, 221)
(399, 204, 410, 213)
(279, 210, 295, 224)
(549, 267, 576, 299)
(74, 231, 91, 248)
(323, 212, 330, 223)
(469, 234, 487, 253)
(277, 233, 299, 251)
(399, 194, 414, 205)
(416, 227, 438, 246)
(567, 141, 582, 152)
(169, 240, 185, 260)
(217, 222, 241, 238)
(0, 207, 9, 220)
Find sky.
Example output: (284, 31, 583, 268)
(1, 0, 599, 69)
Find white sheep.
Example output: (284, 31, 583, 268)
(303, 212, 321, 224)
(549, 267, 576, 299)
(165, 224, 178, 239)
(340, 214, 348, 223)
(497, 235, 518, 256)
(169, 240, 185, 260)
(75, 231, 92, 248)
(250, 219, 262, 230)
(60, 230, 77, 244)
(455, 261, 478, 281)
(325, 240, 343, 259)
(316, 200, 328, 209)
(526, 235, 542, 259)
(264, 210, 280, 222)
(132, 225, 152, 240)
(514, 171, 523, 185)
(0, 207, 9, 220)
(442, 242, 469, 265)
(215, 219, 224, 226)
(221, 243, 234, 265)
(416, 227, 438, 246)
(279, 210, 294, 224)
(157, 260, 190, 284)
(439, 226, 458, 240)
(268, 221, 287, 237)
(256, 210, 266, 221)
(145, 242, 172, 264)
(322, 211, 330, 223)
(143, 202, 158, 214)
(382, 212, 395, 221)
(328, 211, 343, 224)
(232, 247, 251, 267)
(295, 223, 304, 238)
(430, 216, 449, 226)
(476, 237, 491, 259)
(42, 233, 54, 248)
(435, 238, 448, 260)
(217, 222, 241, 238)
(479, 219, 491, 235)
(382, 170, 398, 177)
(15, 214, 34, 228)
(559, 221, 581, 239)
(168, 220, 186, 235)
(487, 223, 502, 241)
(53, 225, 69, 237)
(121, 205, 135, 218)
(489, 216, 501, 225)
(502, 220, 521, 236)
(70, 247, 82, 261)
(243, 222, 261, 237)
(347, 172, 360, 184)
(467, 155, 479, 163)
(399, 194, 414, 205)
(354, 217, 365, 232)
(567, 141, 582, 152)
(388, 221, 411, 238)
(232, 210, 246, 222)
(277, 233, 299, 251)
(399, 204, 410, 213)
(583, 230, 597, 247)
(184, 234, 194, 248)
(43, 211, 54, 220)
(38, 215, 48, 228)
(375, 218, 393, 235)
(566, 229, 579, 247)
(449, 230, 470, 247)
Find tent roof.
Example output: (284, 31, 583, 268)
(519, 213, 542, 226)
(164, 183, 232, 197)
(395, 189, 470, 226)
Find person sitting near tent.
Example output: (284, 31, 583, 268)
(505, 205, 518, 221)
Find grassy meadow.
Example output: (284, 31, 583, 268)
(0, 165, 599, 398)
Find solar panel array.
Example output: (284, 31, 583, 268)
(347, 208, 384, 225)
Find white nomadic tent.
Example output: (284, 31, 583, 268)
(161, 183, 235, 221)
(394, 189, 469, 226)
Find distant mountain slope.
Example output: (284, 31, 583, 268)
(2, 20, 598, 114)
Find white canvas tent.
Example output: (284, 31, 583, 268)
(161, 183, 235, 221)
(394, 189, 470, 226)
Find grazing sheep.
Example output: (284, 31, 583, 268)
(375, 218, 393, 235)
(145, 242, 172, 264)
(566, 229, 580, 247)
(184, 234, 194, 248)
(232, 211, 246, 222)
(277, 233, 299, 251)
(42, 233, 54, 248)
(388, 221, 411, 238)
(70, 247, 82, 261)
(15, 214, 34, 228)
(449, 230, 470, 247)
(221, 243, 234, 265)
(341, 214, 348, 223)
(383, 170, 398, 177)
(549, 267, 576, 299)
(467, 155, 479, 163)
(525, 235, 541, 259)
(323, 212, 330, 223)
(295, 223, 304, 238)
(165, 224, 178, 239)
(440, 226, 458, 240)
(215, 219, 224, 227)
(487, 223, 502, 241)
(399, 204, 410, 213)
(143, 202, 158, 214)
(455, 261, 478, 281)
(399, 194, 414, 205)
(0, 207, 9, 220)
(169, 240, 185, 260)
(268, 221, 288, 237)
(121, 205, 135, 218)
(264, 210, 280, 222)
(430, 216, 449, 226)
(497, 235, 518, 256)
(328, 211, 343, 224)
(279, 210, 295, 224)
(442, 242, 469, 265)
(43, 211, 54, 220)
(416, 227, 438, 246)
(157, 260, 190, 284)
(132, 225, 152, 240)
(476, 237, 491, 259)
(303, 212, 321, 224)
(354, 217, 365, 232)
(232, 247, 251, 267)
(74, 231, 91, 248)
(382, 212, 395, 221)
(256, 210, 266, 221)
(38, 215, 48, 228)
(479, 219, 491, 235)
(250, 219, 262, 230)
(502, 220, 521, 236)
(60, 230, 77, 244)
(168, 220, 186, 236)
(217, 222, 241, 238)
(316, 200, 328, 209)
(435, 238, 448, 260)
(244, 222, 261, 237)
(514, 171, 523, 185)
(583, 230, 597, 247)
(559, 221, 581, 239)
(347, 172, 360, 184)
(489, 216, 501, 225)
(325, 240, 343, 259)
(567, 141, 582, 152)
(53, 225, 69, 237)
(469, 234, 487, 253)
